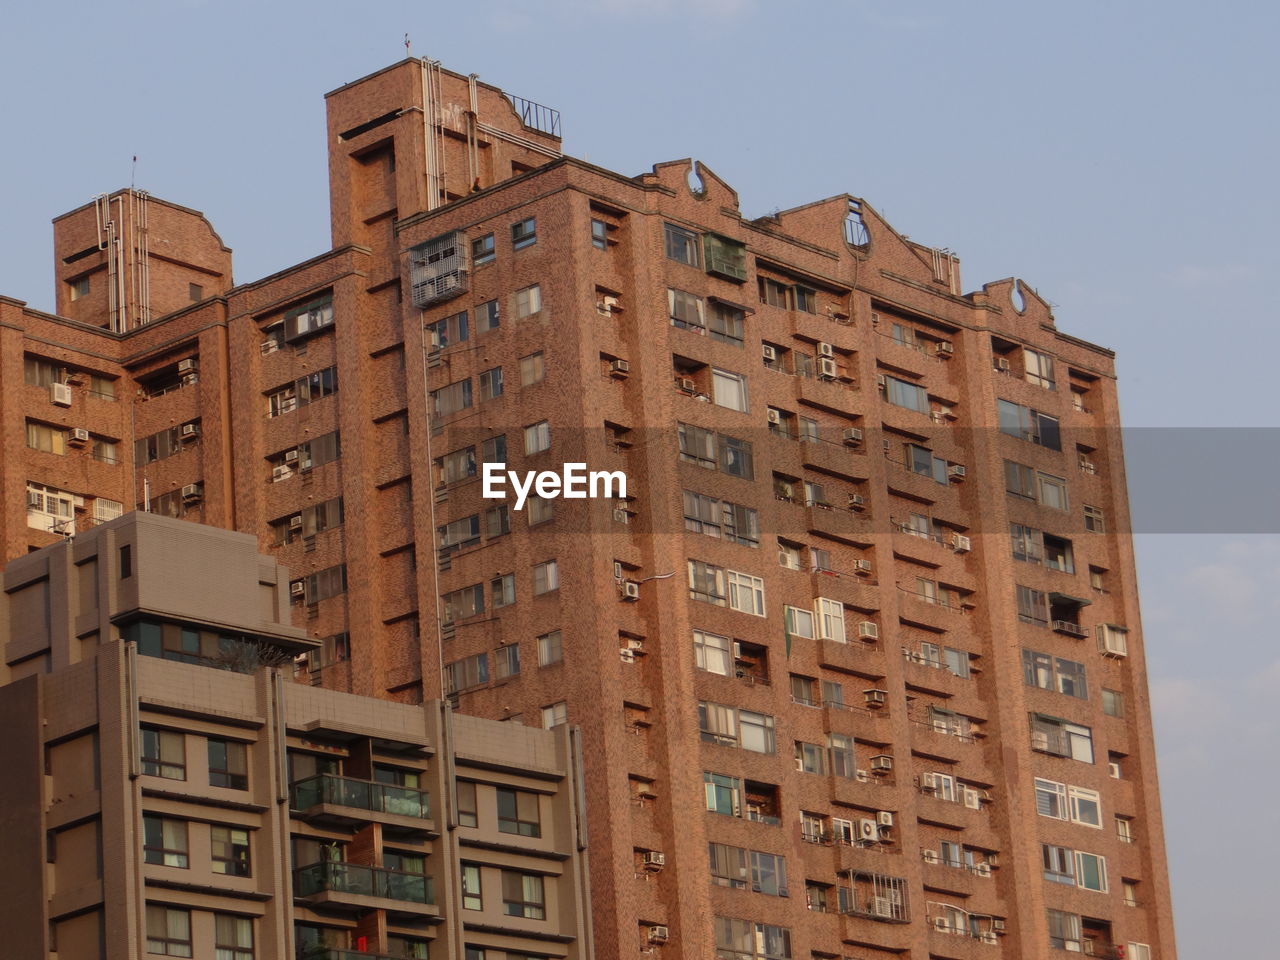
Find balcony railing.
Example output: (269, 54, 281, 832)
(291, 773, 430, 820)
(295, 861, 434, 904)
(299, 950, 405, 960)
(1052, 619, 1088, 638)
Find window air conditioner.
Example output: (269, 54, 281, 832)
(853, 559, 873, 575)
(50, 382, 73, 406)
(864, 689, 887, 709)
(963, 789, 982, 809)
(817, 357, 838, 379)
(610, 359, 630, 378)
(260, 339, 279, 356)
(871, 754, 893, 773)
(952, 534, 972, 553)
(284, 449, 299, 463)
(933, 917, 951, 932)
(272, 465, 294, 482)
(676, 378, 696, 393)
(181, 483, 203, 502)
(177, 358, 198, 374)
(935, 340, 954, 356)
(290, 581, 305, 597)
(923, 850, 940, 864)
(980, 932, 998, 944)
(975, 862, 992, 877)
(857, 621, 879, 640)
(642, 851, 665, 869)
(619, 649, 637, 663)
(762, 344, 777, 362)
(948, 464, 966, 481)
(815, 341, 834, 357)
(1031, 730, 1050, 751)
(995, 357, 1011, 372)
(868, 897, 894, 918)
(180, 422, 199, 440)
(842, 427, 863, 446)
(69, 427, 89, 445)
(288, 515, 303, 529)
(647, 925, 669, 944)
(767, 409, 782, 425)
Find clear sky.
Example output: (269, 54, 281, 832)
(3, 1, 1276, 952)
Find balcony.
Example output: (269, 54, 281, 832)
(294, 861, 435, 916)
(291, 774, 433, 835)
(1052, 619, 1088, 638)
(807, 502, 873, 546)
(301, 951, 406, 960)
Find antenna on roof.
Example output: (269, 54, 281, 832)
(404, 33, 411, 57)
(131, 155, 137, 189)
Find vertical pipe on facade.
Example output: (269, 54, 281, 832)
(420, 319, 447, 702)
(420, 58, 439, 212)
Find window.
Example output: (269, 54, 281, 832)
(784, 606, 814, 639)
(815, 598, 845, 642)
(136, 424, 194, 465)
(822, 680, 845, 707)
(689, 560, 726, 605)
(520, 352, 544, 385)
(828, 733, 856, 778)
(431, 378, 472, 417)
(709, 302, 745, 346)
(524, 421, 551, 454)
(712, 368, 749, 412)
(1042, 843, 1075, 885)
(70, 275, 90, 300)
(591, 219, 609, 249)
(709, 843, 746, 889)
(438, 515, 481, 553)
(1036, 778, 1102, 826)
(704, 771, 741, 816)
(790, 674, 818, 707)
(266, 366, 339, 416)
(537, 630, 563, 667)
(532, 559, 559, 595)
(211, 826, 251, 876)
(472, 232, 495, 264)
(1123, 880, 1139, 906)
(1035, 778, 1068, 819)
(476, 298, 500, 333)
(1016, 585, 1049, 625)
(444, 653, 488, 693)
(299, 565, 347, 604)
(25, 356, 64, 386)
(497, 788, 541, 837)
(146, 905, 192, 957)
(494, 643, 520, 679)
(1069, 786, 1102, 826)
(208, 739, 248, 789)
(515, 284, 542, 318)
(1022, 649, 1088, 699)
(727, 570, 765, 616)
(664, 222, 700, 266)
(682, 491, 759, 546)
(1076, 851, 1107, 892)
(478, 366, 504, 401)
(1102, 688, 1124, 717)
(387, 937, 430, 959)
(751, 850, 788, 896)
(1030, 714, 1095, 762)
(141, 728, 185, 779)
(425, 311, 469, 351)
(542, 701, 567, 728)
(457, 781, 478, 827)
(1047, 909, 1081, 952)
(439, 446, 477, 484)
(793, 286, 817, 313)
(461, 863, 483, 909)
(759, 277, 790, 308)
(1024, 348, 1056, 389)
(502, 870, 545, 919)
(442, 584, 485, 623)
(695, 630, 733, 675)
(714, 916, 791, 960)
(997, 399, 1061, 450)
(511, 217, 537, 249)
(882, 374, 929, 413)
(1116, 816, 1134, 843)
(1127, 944, 1152, 960)
(143, 815, 189, 868)
(284, 294, 335, 340)
(699, 702, 774, 753)
(26, 421, 66, 455)
(905, 443, 949, 484)
(1084, 505, 1106, 532)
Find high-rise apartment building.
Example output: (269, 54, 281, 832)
(0, 58, 1175, 960)
(0, 512, 593, 959)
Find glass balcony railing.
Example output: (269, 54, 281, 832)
(291, 774, 430, 819)
(294, 861, 434, 904)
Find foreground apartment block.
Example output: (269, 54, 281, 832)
(0, 58, 1175, 959)
(0, 513, 593, 959)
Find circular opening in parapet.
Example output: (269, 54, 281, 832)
(1010, 280, 1026, 314)
(688, 163, 706, 198)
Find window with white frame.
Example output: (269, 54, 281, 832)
(695, 630, 733, 675)
(784, 606, 814, 639)
(542, 701, 567, 728)
(727, 570, 765, 616)
(664, 223, 700, 266)
(815, 598, 845, 642)
(514, 284, 542, 318)
(537, 630, 562, 666)
(532, 560, 559, 595)
(523, 421, 551, 454)
(712, 369, 749, 412)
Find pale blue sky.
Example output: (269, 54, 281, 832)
(3, 1, 1276, 952)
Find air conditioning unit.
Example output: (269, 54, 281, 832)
(947, 464, 966, 481)
(857, 621, 879, 640)
(877, 810, 894, 827)
(868, 897, 894, 918)
(181, 483, 203, 502)
(260, 339, 279, 356)
(646, 925, 669, 944)
(871, 755, 893, 773)
(933, 917, 951, 932)
(50, 382, 73, 406)
(68, 427, 89, 446)
(642, 851, 665, 869)
(272, 465, 294, 482)
(817, 341, 834, 358)
(177, 358, 198, 374)
(1109, 762, 1121, 779)
(180, 422, 200, 440)
(610, 359, 630, 378)
(934, 404, 956, 420)
(864, 689, 887, 709)
(676, 378, 696, 393)
(598, 295, 619, 315)
(619, 648, 637, 663)
(853, 559, 873, 576)
(283, 449, 299, 463)
(994, 357, 1011, 372)
(923, 850, 940, 864)
(935, 340, 954, 357)
(980, 932, 998, 944)
(875, 374, 887, 389)
(952, 534, 972, 553)
(847, 494, 866, 512)
(1098, 624, 1128, 657)
(26, 491, 42, 509)
(289, 581, 305, 597)
(963, 789, 982, 810)
(1031, 730, 1050, 751)
(992, 919, 1006, 932)
(975, 862, 992, 877)
(858, 819, 878, 842)
(767, 408, 782, 425)
(627, 637, 645, 652)
(817, 357, 838, 379)
(288, 515, 303, 530)
(622, 580, 641, 601)
(855, 769, 870, 782)
(762, 344, 778, 362)
(842, 427, 863, 446)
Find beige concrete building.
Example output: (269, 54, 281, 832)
(0, 58, 1175, 960)
(0, 513, 593, 959)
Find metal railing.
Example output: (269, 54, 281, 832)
(291, 773, 430, 819)
(506, 95, 562, 137)
(294, 861, 434, 904)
